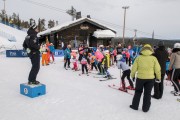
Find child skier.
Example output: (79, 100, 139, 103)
(80, 52, 89, 75)
(88, 53, 98, 71)
(102, 50, 113, 79)
(40, 43, 49, 66)
(72, 55, 78, 71)
(116, 55, 135, 91)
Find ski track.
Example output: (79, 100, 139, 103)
(0, 56, 179, 120)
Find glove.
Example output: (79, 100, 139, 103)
(132, 78, 135, 82)
(155, 79, 161, 83)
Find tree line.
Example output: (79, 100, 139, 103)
(0, 11, 58, 32)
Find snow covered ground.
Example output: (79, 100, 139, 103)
(0, 55, 179, 120)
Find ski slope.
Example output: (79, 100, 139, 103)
(0, 23, 26, 50)
(0, 55, 179, 120)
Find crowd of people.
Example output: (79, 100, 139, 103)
(62, 41, 180, 112)
(23, 25, 180, 113)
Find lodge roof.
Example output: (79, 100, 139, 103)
(38, 17, 116, 36)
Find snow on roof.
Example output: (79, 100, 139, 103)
(93, 30, 116, 38)
(38, 18, 116, 36)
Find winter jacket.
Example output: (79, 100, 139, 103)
(154, 46, 168, 74)
(23, 28, 40, 53)
(169, 48, 180, 69)
(116, 47, 123, 54)
(49, 45, 55, 53)
(81, 55, 88, 65)
(131, 45, 161, 80)
(102, 54, 110, 68)
(117, 61, 130, 71)
(40, 45, 48, 54)
(64, 48, 71, 59)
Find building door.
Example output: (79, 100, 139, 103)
(89, 34, 97, 47)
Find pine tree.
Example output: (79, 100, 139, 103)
(48, 19, 55, 28)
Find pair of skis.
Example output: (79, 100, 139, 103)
(93, 76, 117, 81)
(79, 73, 89, 76)
(108, 84, 134, 95)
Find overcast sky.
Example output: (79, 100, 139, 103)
(0, 0, 180, 39)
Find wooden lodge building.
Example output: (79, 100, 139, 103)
(38, 18, 116, 49)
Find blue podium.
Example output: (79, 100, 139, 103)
(20, 83, 46, 98)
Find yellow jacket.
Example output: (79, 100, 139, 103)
(131, 45, 161, 80)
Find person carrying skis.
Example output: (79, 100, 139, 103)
(116, 55, 135, 91)
(130, 44, 161, 112)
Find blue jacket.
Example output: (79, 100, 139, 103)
(64, 48, 71, 59)
(49, 45, 55, 53)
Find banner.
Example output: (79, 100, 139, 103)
(6, 50, 64, 57)
(6, 50, 28, 57)
(54, 50, 64, 57)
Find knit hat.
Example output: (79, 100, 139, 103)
(157, 41, 164, 47)
(174, 43, 180, 48)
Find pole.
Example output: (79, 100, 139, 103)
(3, 0, 6, 11)
(122, 6, 129, 47)
(133, 29, 137, 46)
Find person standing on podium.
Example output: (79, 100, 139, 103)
(23, 23, 40, 85)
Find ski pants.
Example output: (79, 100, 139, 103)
(97, 62, 104, 74)
(64, 58, 70, 68)
(82, 64, 88, 73)
(91, 62, 97, 70)
(131, 78, 154, 111)
(28, 52, 40, 82)
(104, 66, 110, 76)
(171, 69, 180, 92)
(121, 69, 134, 88)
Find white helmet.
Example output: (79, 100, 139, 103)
(116, 55, 122, 61)
(174, 43, 180, 49)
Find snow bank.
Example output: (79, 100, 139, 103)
(0, 23, 27, 50)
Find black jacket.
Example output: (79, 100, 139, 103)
(23, 28, 40, 53)
(154, 46, 168, 74)
(116, 47, 123, 54)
